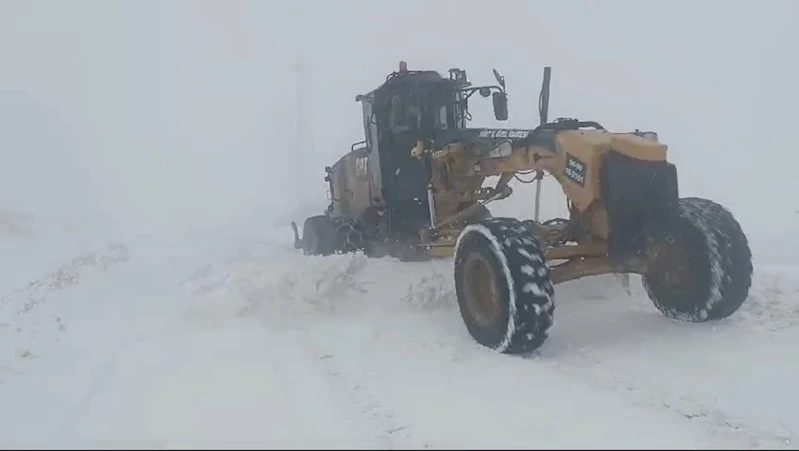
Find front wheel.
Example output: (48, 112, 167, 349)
(642, 197, 753, 322)
(454, 218, 555, 354)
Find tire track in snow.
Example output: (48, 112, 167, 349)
(184, 242, 798, 449)
(37, 320, 390, 448)
(297, 333, 423, 450)
(316, 268, 798, 449)
(188, 251, 713, 447)
(536, 275, 797, 450)
(184, 252, 424, 449)
(532, 345, 795, 449)
(394, 268, 797, 449)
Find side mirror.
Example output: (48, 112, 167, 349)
(492, 92, 508, 121)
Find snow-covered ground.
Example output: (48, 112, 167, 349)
(1, 211, 797, 449)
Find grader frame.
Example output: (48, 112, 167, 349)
(292, 62, 752, 356)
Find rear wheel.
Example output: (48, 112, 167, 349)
(332, 217, 367, 254)
(454, 218, 555, 354)
(642, 197, 753, 322)
(301, 215, 373, 256)
(300, 215, 337, 256)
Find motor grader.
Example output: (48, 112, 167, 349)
(291, 62, 753, 355)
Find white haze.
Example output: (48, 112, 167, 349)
(3, 2, 799, 447)
(0, 0, 796, 247)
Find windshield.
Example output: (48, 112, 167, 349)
(428, 88, 456, 130)
(388, 86, 456, 134)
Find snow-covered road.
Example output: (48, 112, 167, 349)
(0, 223, 796, 449)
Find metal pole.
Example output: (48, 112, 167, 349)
(293, 61, 304, 205)
(534, 67, 551, 222)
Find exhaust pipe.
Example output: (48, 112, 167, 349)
(534, 66, 551, 222)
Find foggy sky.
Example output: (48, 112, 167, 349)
(1, 0, 796, 241)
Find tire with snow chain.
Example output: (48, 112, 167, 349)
(301, 215, 338, 256)
(642, 197, 753, 322)
(454, 217, 555, 354)
(331, 216, 367, 254)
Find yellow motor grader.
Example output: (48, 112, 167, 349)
(291, 62, 753, 354)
